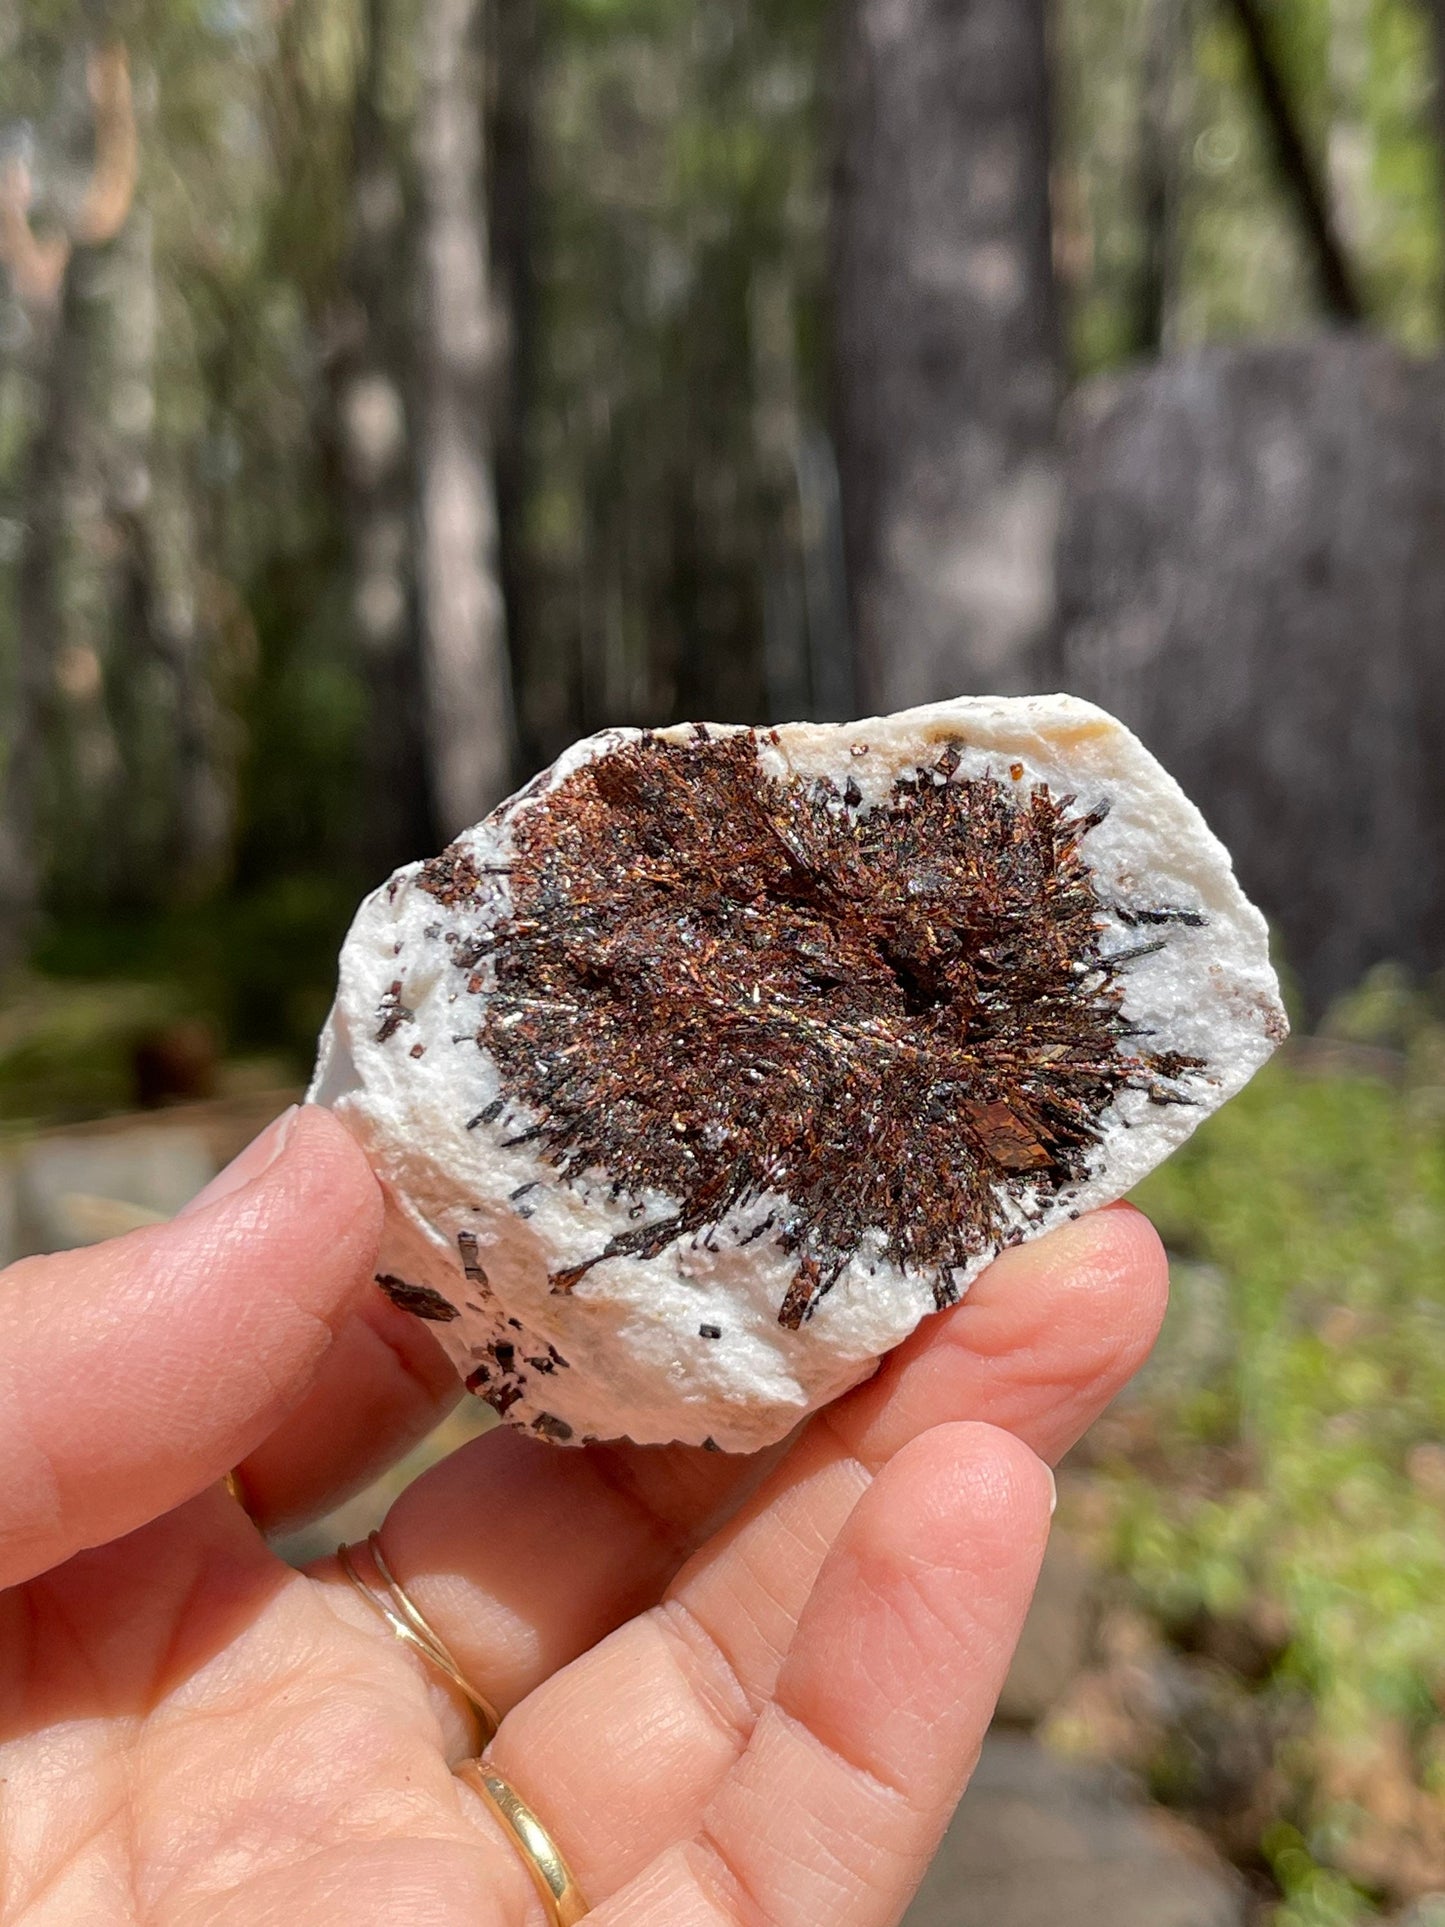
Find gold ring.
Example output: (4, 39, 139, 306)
(223, 1468, 256, 1519)
(455, 1761, 588, 1925)
(339, 1531, 501, 1750)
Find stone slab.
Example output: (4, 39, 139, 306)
(903, 1734, 1245, 1927)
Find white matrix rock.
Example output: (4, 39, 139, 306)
(310, 694, 1286, 1452)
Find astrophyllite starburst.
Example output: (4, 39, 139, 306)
(310, 695, 1286, 1451)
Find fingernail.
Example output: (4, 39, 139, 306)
(1045, 1466, 1058, 1517)
(178, 1106, 300, 1218)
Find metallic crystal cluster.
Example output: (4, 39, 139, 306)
(431, 728, 1205, 1328)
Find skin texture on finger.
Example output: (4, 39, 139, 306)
(321, 1205, 1164, 1728)
(0, 1107, 383, 1590)
(480, 1420, 860, 1893)
(165, 1842, 514, 1927)
(0, 1213, 1157, 1927)
(557, 1424, 1053, 1927)
(322, 1425, 779, 1711)
(844, 1200, 1167, 1469)
(0, 1494, 530, 1927)
(648, 1201, 1163, 1728)
(231, 1293, 462, 1535)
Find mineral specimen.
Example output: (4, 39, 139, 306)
(309, 694, 1286, 1450)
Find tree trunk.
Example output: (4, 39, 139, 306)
(335, 0, 432, 874)
(488, 0, 540, 765)
(138, 464, 230, 894)
(753, 261, 810, 723)
(93, 182, 231, 902)
(0, 42, 138, 959)
(1131, 0, 1192, 359)
(1425, 0, 1445, 320)
(1326, 0, 1372, 259)
(752, 265, 855, 726)
(0, 272, 82, 965)
(414, 0, 515, 833)
(830, 0, 1063, 711)
(1057, 338, 1445, 1014)
(1221, 0, 1365, 323)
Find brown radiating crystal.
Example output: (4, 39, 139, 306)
(375, 1273, 461, 1322)
(441, 730, 1204, 1325)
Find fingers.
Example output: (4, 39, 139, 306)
(841, 1200, 1168, 1467)
(478, 1419, 859, 1893)
(168, 1843, 512, 1927)
(460, 1206, 1161, 1892)
(2, 1489, 524, 1927)
(0, 1106, 383, 1590)
(341, 1426, 774, 1710)
(333, 1206, 1163, 1721)
(230, 1291, 462, 1535)
(550, 1424, 1054, 1926)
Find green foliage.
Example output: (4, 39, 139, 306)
(4, 0, 1445, 917)
(0, 973, 184, 1125)
(1093, 973, 1445, 1918)
(1267, 1828, 1376, 1927)
(28, 870, 357, 1078)
(1055, 0, 1445, 374)
(0, 856, 355, 1123)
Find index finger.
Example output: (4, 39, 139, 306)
(0, 1106, 382, 1589)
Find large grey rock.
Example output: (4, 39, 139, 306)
(1057, 338, 1445, 1014)
(903, 1734, 1245, 1927)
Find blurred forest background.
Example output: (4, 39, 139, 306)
(2, 0, 1445, 1923)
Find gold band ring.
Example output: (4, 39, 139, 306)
(223, 1468, 256, 1519)
(339, 1531, 501, 1750)
(456, 1761, 589, 1925)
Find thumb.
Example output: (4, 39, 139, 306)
(0, 1105, 383, 1590)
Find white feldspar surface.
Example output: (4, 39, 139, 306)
(309, 693, 1286, 1451)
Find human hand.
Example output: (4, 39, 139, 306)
(0, 1105, 1166, 1925)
